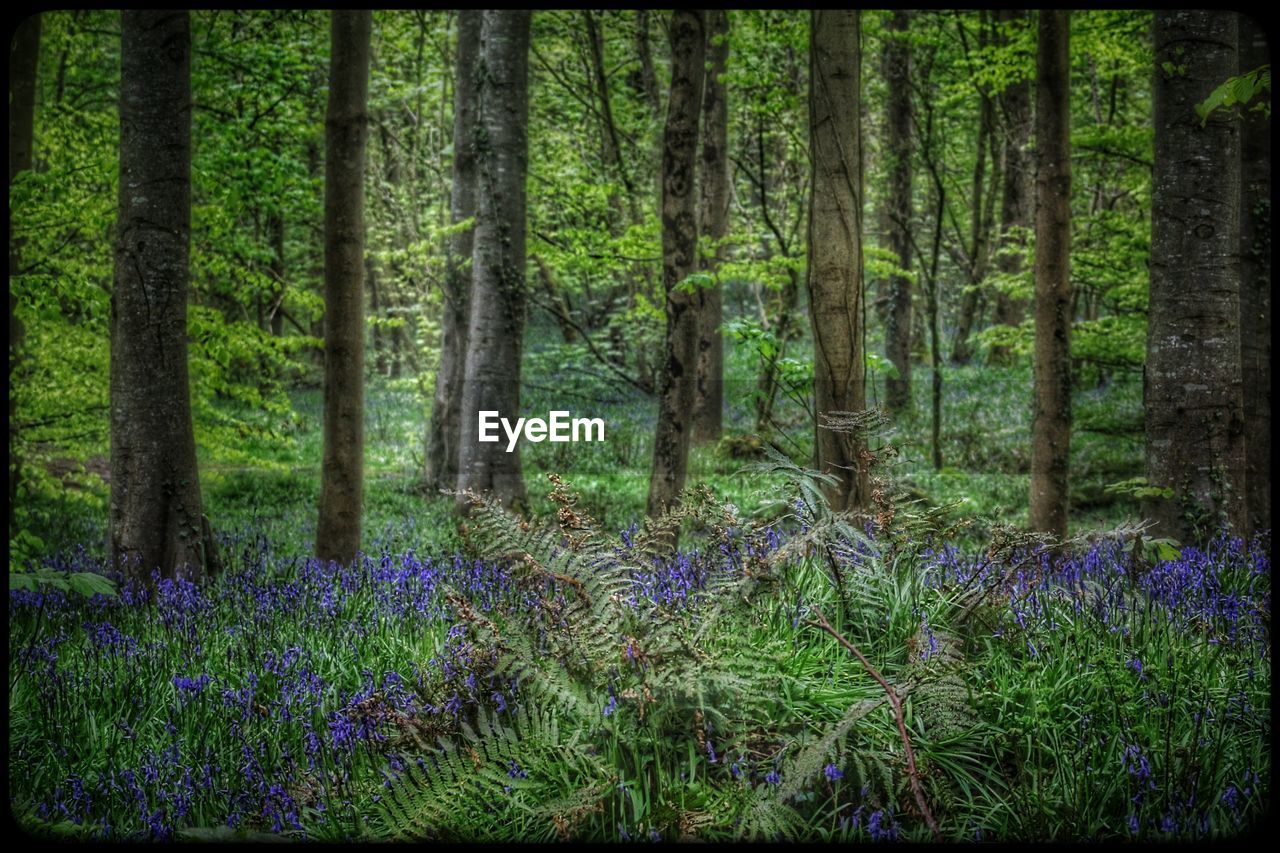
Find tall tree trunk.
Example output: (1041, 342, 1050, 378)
(646, 9, 707, 521)
(1238, 16, 1270, 537)
(426, 10, 480, 494)
(110, 10, 216, 581)
(316, 10, 372, 566)
(692, 9, 730, 444)
(1028, 9, 1072, 538)
(807, 9, 869, 513)
(989, 9, 1033, 365)
(9, 13, 40, 531)
(1144, 11, 1245, 542)
(881, 10, 914, 417)
(456, 10, 532, 511)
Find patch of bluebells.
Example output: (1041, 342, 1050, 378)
(922, 533, 1270, 658)
(8, 524, 1268, 840)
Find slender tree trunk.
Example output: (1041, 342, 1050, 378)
(882, 10, 915, 417)
(110, 10, 216, 581)
(268, 210, 286, 337)
(989, 9, 1033, 365)
(585, 10, 650, 387)
(533, 254, 577, 344)
(692, 9, 730, 444)
(951, 96, 992, 364)
(9, 13, 40, 531)
(366, 254, 388, 376)
(1144, 11, 1245, 541)
(807, 9, 869, 513)
(635, 10, 663, 121)
(316, 10, 372, 566)
(456, 10, 532, 511)
(1029, 9, 1072, 538)
(646, 9, 707, 521)
(1238, 16, 1270, 537)
(426, 10, 480, 494)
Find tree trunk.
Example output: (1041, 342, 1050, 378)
(807, 9, 869, 513)
(646, 9, 707, 521)
(456, 10, 532, 511)
(1144, 11, 1245, 542)
(692, 9, 730, 444)
(426, 10, 480, 494)
(110, 10, 216, 581)
(634, 10, 663, 121)
(1029, 9, 1072, 538)
(316, 10, 372, 566)
(951, 118, 990, 363)
(9, 12, 40, 531)
(881, 10, 914, 417)
(989, 9, 1033, 365)
(268, 210, 286, 337)
(366, 254, 388, 376)
(533, 254, 577, 344)
(1238, 16, 1270, 537)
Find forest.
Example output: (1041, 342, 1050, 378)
(7, 8, 1271, 842)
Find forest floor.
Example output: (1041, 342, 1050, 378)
(10, 348, 1269, 841)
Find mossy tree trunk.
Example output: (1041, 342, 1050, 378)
(646, 9, 707, 520)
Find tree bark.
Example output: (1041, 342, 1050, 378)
(316, 10, 372, 566)
(110, 10, 216, 581)
(989, 9, 1033, 365)
(1238, 15, 1270, 537)
(1028, 8, 1072, 538)
(646, 9, 707, 521)
(881, 10, 914, 417)
(456, 10, 532, 511)
(1144, 11, 1245, 541)
(807, 9, 869, 513)
(692, 9, 730, 444)
(9, 12, 40, 531)
(426, 10, 480, 494)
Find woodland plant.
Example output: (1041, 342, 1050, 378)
(8, 435, 1270, 841)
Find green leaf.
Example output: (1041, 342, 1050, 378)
(9, 573, 39, 592)
(69, 571, 118, 599)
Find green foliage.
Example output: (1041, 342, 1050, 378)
(1197, 65, 1271, 124)
(9, 563, 117, 600)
